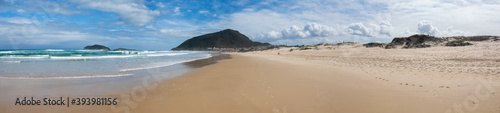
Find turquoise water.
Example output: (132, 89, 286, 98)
(0, 49, 211, 78)
(0, 49, 216, 103)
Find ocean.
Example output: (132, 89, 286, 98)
(0, 49, 215, 103)
(0, 49, 211, 78)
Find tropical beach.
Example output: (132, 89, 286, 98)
(3, 40, 499, 113)
(2, 0, 500, 113)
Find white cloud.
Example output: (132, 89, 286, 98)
(0, 0, 81, 15)
(253, 20, 399, 44)
(71, 0, 160, 26)
(442, 27, 474, 36)
(346, 23, 373, 37)
(173, 7, 181, 16)
(198, 10, 209, 14)
(0, 17, 40, 24)
(233, 0, 249, 6)
(16, 9, 25, 13)
(253, 23, 341, 44)
(415, 20, 473, 36)
(378, 21, 393, 36)
(304, 23, 338, 37)
(417, 20, 439, 36)
(156, 2, 165, 8)
(209, 9, 305, 36)
(389, 0, 500, 36)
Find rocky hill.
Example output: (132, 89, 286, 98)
(172, 29, 270, 50)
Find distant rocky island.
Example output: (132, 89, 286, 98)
(83, 44, 135, 50)
(172, 29, 270, 50)
(84, 44, 110, 50)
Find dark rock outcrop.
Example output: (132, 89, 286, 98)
(387, 34, 446, 49)
(445, 40, 472, 46)
(363, 42, 386, 48)
(84, 44, 110, 50)
(445, 36, 500, 41)
(172, 29, 270, 50)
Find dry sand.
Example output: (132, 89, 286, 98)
(2, 42, 500, 113)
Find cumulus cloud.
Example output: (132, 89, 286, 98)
(280, 23, 337, 39)
(71, 0, 160, 26)
(253, 23, 340, 44)
(415, 20, 473, 36)
(254, 21, 397, 45)
(304, 23, 338, 37)
(417, 20, 439, 36)
(346, 23, 373, 37)
(441, 27, 474, 36)
(344, 21, 395, 37)
(378, 21, 393, 36)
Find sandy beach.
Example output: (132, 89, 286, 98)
(130, 47, 500, 113)
(2, 42, 500, 113)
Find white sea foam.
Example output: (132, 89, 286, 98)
(0, 55, 49, 59)
(0, 74, 134, 79)
(145, 53, 189, 57)
(45, 49, 65, 51)
(138, 51, 157, 54)
(50, 55, 136, 59)
(119, 54, 211, 71)
(109, 51, 139, 54)
(0, 51, 13, 54)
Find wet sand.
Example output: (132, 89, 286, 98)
(125, 53, 447, 113)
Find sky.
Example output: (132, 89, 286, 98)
(0, 0, 499, 50)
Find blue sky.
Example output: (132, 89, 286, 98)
(1, 0, 499, 50)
